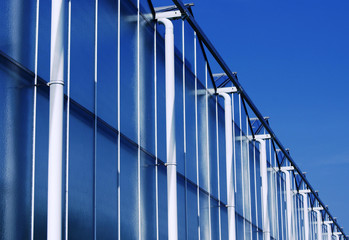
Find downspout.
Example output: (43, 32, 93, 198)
(158, 18, 178, 240)
(325, 221, 333, 240)
(299, 190, 311, 240)
(313, 208, 323, 240)
(218, 93, 236, 240)
(281, 167, 294, 240)
(256, 139, 270, 240)
(47, 0, 64, 239)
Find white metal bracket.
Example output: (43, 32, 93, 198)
(248, 134, 271, 141)
(280, 166, 295, 172)
(155, 10, 182, 20)
(299, 189, 311, 194)
(324, 221, 334, 224)
(207, 87, 238, 95)
(313, 207, 324, 211)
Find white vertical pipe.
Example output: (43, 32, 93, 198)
(158, 18, 178, 240)
(218, 93, 236, 240)
(314, 210, 322, 240)
(215, 97, 222, 240)
(325, 223, 332, 240)
(47, 0, 64, 239)
(300, 192, 310, 240)
(256, 139, 270, 240)
(281, 169, 293, 240)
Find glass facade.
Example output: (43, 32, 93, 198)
(0, 0, 346, 239)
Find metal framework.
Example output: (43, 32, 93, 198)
(169, 0, 347, 238)
(0, 0, 347, 239)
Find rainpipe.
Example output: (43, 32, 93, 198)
(255, 138, 270, 240)
(47, 0, 64, 239)
(281, 166, 295, 240)
(299, 189, 311, 240)
(313, 207, 324, 240)
(218, 93, 236, 240)
(157, 18, 178, 240)
(325, 221, 333, 240)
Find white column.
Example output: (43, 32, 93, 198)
(300, 190, 311, 240)
(313, 207, 323, 240)
(157, 18, 178, 240)
(218, 93, 236, 240)
(281, 166, 294, 240)
(47, 0, 64, 239)
(256, 139, 270, 240)
(324, 221, 333, 240)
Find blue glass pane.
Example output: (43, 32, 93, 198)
(217, 105, 227, 204)
(120, 138, 139, 238)
(236, 214, 244, 239)
(97, 0, 118, 129)
(0, 64, 34, 239)
(68, 108, 94, 239)
(235, 126, 243, 215)
(210, 198, 220, 240)
(187, 183, 199, 240)
(173, 19, 182, 58)
(34, 90, 49, 239)
(139, 19, 155, 154)
(196, 37, 206, 88)
(158, 164, 168, 238)
(156, 35, 166, 162)
(220, 207, 228, 240)
(184, 22, 194, 73)
(140, 152, 156, 238)
(70, 0, 95, 110)
(175, 56, 185, 175)
(37, 0, 51, 81)
(250, 143, 257, 226)
(199, 191, 210, 240)
(233, 93, 240, 129)
(96, 125, 118, 239)
(120, 0, 138, 142)
(185, 69, 196, 183)
(0, 0, 35, 72)
(177, 176, 187, 239)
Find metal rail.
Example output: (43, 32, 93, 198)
(171, 0, 347, 237)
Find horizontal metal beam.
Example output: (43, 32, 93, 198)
(171, 0, 347, 238)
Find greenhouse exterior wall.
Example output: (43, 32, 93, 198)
(0, 0, 346, 239)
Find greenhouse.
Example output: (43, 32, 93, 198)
(0, 0, 347, 239)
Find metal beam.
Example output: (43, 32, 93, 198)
(170, 1, 347, 237)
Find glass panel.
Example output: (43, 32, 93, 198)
(97, 0, 118, 129)
(120, 0, 138, 142)
(139, 18, 155, 153)
(120, 138, 139, 238)
(71, 0, 95, 110)
(210, 198, 220, 240)
(68, 109, 94, 239)
(96, 124, 118, 238)
(0, 65, 34, 239)
(199, 191, 210, 240)
(158, 164, 168, 238)
(187, 183, 199, 240)
(140, 152, 156, 238)
(34, 90, 49, 239)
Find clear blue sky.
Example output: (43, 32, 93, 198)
(190, 0, 349, 231)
